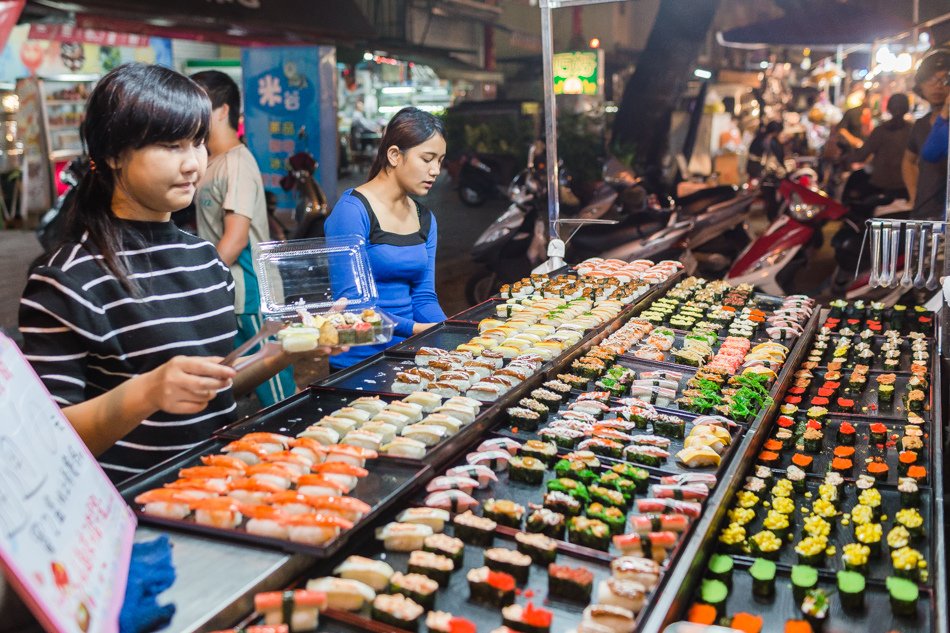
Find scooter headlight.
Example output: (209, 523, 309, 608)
(507, 182, 533, 205)
(787, 193, 821, 222)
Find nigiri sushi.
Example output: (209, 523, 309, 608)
(401, 391, 443, 413)
(340, 429, 384, 452)
(289, 438, 328, 464)
(636, 497, 702, 518)
(426, 476, 480, 494)
(324, 444, 377, 468)
(610, 556, 661, 590)
(385, 401, 425, 424)
(445, 464, 498, 488)
(282, 513, 352, 545)
(134, 489, 192, 520)
(424, 489, 480, 514)
(402, 423, 448, 447)
(612, 531, 678, 561)
(477, 437, 523, 455)
(331, 407, 372, 424)
(242, 504, 290, 539)
(200, 454, 249, 472)
(629, 514, 690, 534)
(255, 590, 327, 631)
(466, 450, 512, 471)
(658, 472, 718, 489)
(245, 463, 297, 489)
(306, 495, 372, 522)
(333, 555, 394, 592)
(376, 522, 434, 551)
(297, 425, 340, 447)
(305, 576, 376, 612)
(226, 477, 285, 504)
(397, 507, 451, 533)
(421, 413, 463, 435)
(240, 432, 292, 452)
(262, 451, 313, 476)
(189, 497, 242, 529)
(627, 435, 672, 448)
(381, 437, 428, 460)
(433, 404, 477, 425)
(311, 462, 368, 491)
(675, 446, 721, 469)
(163, 478, 227, 496)
(178, 465, 241, 482)
(349, 396, 389, 416)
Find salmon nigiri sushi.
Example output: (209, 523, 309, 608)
(267, 491, 318, 515)
(222, 440, 270, 465)
(200, 454, 249, 472)
(245, 463, 297, 490)
(282, 513, 353, 545)
(164, 477, 228, 496)
(296, 474, 351, 496)
(289, 438, 327, 465)
(226, 477, 285, 505)
(240, 432, 293, 453)
(241, 504, 290, 539)
(255, 589, 327, 631)
(134, 489, 193, 520)
(311, 462, 369, 490)
(324, 444, 378, 468)
(306, 495, 372, 523)
(189, 497, 243, 529)
(612, 531, 678, 561)
(178, 465, 241, 483)
(262, 451, 314, 476)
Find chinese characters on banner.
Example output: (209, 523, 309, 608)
(241, 46, 322, 218)
(0, 334, 135, 633)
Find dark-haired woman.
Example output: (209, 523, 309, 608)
(324, 106, 448, 369)
(18, 63, 336, 482)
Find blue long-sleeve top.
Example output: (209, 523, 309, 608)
(920, 115, 948, 163)
(325, 189, 447, 368)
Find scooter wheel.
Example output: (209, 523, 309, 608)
(459, 186, 486, 207)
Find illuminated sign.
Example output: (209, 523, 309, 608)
(553, 50, 603, 96)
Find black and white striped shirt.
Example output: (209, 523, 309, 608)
(19, 220, 239, 483)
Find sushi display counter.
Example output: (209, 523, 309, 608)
(115, 272, 945, 633)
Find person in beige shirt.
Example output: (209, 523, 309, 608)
(191, 70, 296, 406)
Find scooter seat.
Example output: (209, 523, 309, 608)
(677, 185, 738, 215)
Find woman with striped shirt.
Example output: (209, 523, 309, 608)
(18, 64, 336, 482)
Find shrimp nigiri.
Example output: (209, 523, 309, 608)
(134, 489, 192, 520)
(226, 477, 284, 505)
(289, 437, 327, 464)
(240, 504, 290, 539)
(324, 444, 378, 468)
(200, 454, 249, 472)
(163, 477, 228, 496)
(296, 474, 351, 496)
(189, 497, 242, 529)
(245, 463, 297, 490)
(240, 432, 293, 452)
(311, 462, 368, 491)
(282, 513, 353, 545)
(222, 440, 270, 465)
(305, 495, 372, 523)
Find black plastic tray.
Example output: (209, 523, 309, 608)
(316, 525, 616, 633)
(766, 417, 931, 488)
(805, 335, 928, 374)
(321, 355, 421, 393)
(386, 323, 480, 357)
(118, 440, 430, 559)
(700, 557, 934, 633)
(717, 479, 933, 585)
(447, 298, 505, 324)
(793, 371, 931, 422)
(215, 387, 400, 440)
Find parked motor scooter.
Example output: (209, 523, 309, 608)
(725, 170, 907, 301)
(456, 152, 522, 207)
(36, 157, 87, 252)
(282, 151, 329, 239)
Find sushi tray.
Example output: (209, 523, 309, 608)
(822, 300, 936, 337)
(682, 556, 935, 633)
(386, 323, 480, 357)
(762, 416, 931, 488)
(714, 476, 934, 585)
(119, 438, 431, 559)
(215, 388, 401, 440)
(805, 334, 931, 374)
(787, 368, 932, 423)
(321, 355, 422, 392)
(312, 523, 619, 633)
(446, 298, 505, 324)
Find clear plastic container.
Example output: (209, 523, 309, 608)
(255, 236, 394, 347)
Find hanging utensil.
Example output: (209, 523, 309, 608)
(887, 222, 900, 288)
(913, 223, 928, 289)
(899, 223, 915, 288)
(925, 228, 941, 291)
(879, 223, 892, 287)
(868, 221, 882, 288)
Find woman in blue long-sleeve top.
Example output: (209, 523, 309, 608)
(325, 107, 448, 369)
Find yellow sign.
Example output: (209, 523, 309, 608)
(553, 51, 602, 96)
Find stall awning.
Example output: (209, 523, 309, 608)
(717, 5, 910, 49)
(24, 0, 376, 46)
(371, 42, 505, 84)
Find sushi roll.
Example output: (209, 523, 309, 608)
(483, 498, 525, 529)
(371, 593, 425, 632)
(519, 439, 559, 466)
(423, 533, 465, 566)
(749, 558, 776, 598)
(467, 566, 516, 607)
(508, 456, 546, 484)
(554, 459, 598, 486)
(397, 507, 451, 533)
(255, 590, 327, 632)
(567, 516, 612, 551)
(886, 576, 919, 617)
(388, 572, 439, 610)
(898, 477, 921, 508)
(547, 563, 594, 603)
(453, 511, 497, 546)
(800, 588, 830, 632)
(891, 547, 924, 582)
(526, 508, 565, 539)
(501, 603, 553, 633)
(700, 579, 729, 618)
(589, 485, 626, 510)
(484, 547, 533, 584)
(515, 531, 557, 564)
(507, 407, 542, 431)
(425, 612, 476, 633)
(305, 577, 375, 612)
(546, 478, 590, 504)
(706, 554, 734, 587)
(596, 578, 647, 614)
(376, 522, 433, 552)
(333, 555, 394, 592)
(791, 565, 818, 603)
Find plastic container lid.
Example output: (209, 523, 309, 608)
(255, 236, 378, 319)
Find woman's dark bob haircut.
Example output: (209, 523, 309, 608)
(368, 106, 445, 180)
(64, 63, 211, 288)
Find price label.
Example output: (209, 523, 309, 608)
(0, 334, 135, 633)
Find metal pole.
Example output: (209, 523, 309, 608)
(540, 1, 562, 248)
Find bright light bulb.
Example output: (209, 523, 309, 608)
(895, 53, 912, 73)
